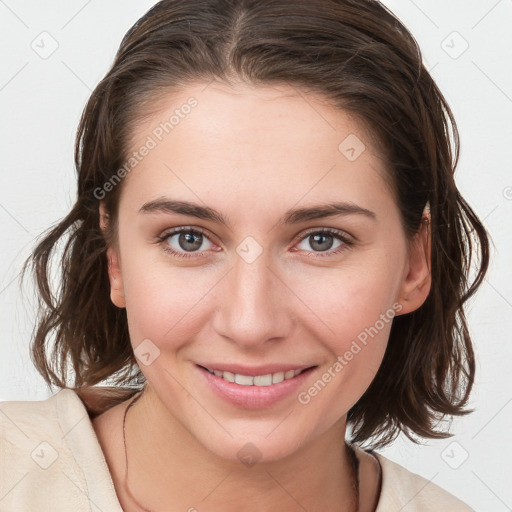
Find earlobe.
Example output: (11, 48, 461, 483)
(396, 216, 431, 315)
(99, 202, 126, 309)
(99, 201, 110, 232)
(106, 246, 126, 308)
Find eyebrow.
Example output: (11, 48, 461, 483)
(138, 198, 376, 225)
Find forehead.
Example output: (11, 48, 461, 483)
(121, 81, 392, 219)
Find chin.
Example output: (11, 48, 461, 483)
(192, 421, 315, 466)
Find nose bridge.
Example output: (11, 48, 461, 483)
(213, 245, 291, 347)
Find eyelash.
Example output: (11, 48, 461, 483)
(156, 226, 354, 260)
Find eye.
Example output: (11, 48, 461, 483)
(157, 227, 218, 259)
(157, 226, 354, 260)
(293, 228, 353, 257)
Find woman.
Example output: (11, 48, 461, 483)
(0, 1, 489, 510)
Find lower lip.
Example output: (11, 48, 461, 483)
(196, 365, 316, 409)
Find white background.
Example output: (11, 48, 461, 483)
(1, 1, 511, 511)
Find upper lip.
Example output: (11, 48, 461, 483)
(196, 363, 315, 376)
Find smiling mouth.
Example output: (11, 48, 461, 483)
(197, 365, 316, 386)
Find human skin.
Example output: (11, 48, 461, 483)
(95, 81, 431, 511)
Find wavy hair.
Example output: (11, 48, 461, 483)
(22, 0, 490, 447)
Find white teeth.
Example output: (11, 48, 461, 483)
(223, 371, 235, 383)
(272, 371, 284, 384)
(285, 370, 295, 379)
(204, 366, 307, 386)
(234, 374, 254, 386)
(253, 374, 273, 386)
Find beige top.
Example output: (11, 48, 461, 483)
(0, 388, 474, 511)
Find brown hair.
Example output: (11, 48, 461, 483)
(22, 0, 489, 448)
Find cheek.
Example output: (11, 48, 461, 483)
(295, 262, 401, 344)
(120, 254, 218, 347)
(294, 302, 396, 430)
(291, 266, 401, 408)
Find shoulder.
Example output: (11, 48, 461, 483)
(0, 388, 124, 512)
(371, 450, 475, 512)
(0, 388, 85, 462)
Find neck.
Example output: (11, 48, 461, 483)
(122, 386, 359, 512)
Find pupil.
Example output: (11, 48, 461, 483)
(179, 232, 202, 251)
(310, 234, 333, 251)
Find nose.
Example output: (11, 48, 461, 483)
(211, 249, 293, 349)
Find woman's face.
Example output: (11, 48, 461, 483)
(103, 81, 429, 462)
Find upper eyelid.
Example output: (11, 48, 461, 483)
(296, 226, 353, 241)
(161, 226, 218, 244)
(161, 225, 352, 249)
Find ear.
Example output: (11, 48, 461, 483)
(396, 216, 431, 315)
(99, 202, 126, 309)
